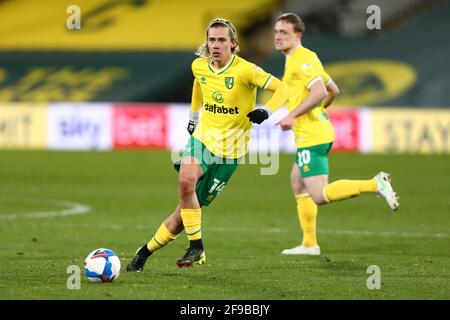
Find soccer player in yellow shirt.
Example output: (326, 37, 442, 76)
(274, 13, 400, 256)
(126, 18, 290, 271)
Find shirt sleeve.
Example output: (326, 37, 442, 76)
(190, 59, 203, 112)
(264, 77, 290, 113)
(300, 64, 322, 89)
(323, 71, 331, 86)
(190, 79, 202, 112)
(300, 55, 327, 90)
(250, 64, 274, 90)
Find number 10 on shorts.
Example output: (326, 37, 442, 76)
(297, 150, 311, 167)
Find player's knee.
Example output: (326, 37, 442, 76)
(290, 175, 298, 192)
(178, 173, 197, 196)
(310, 193, 328, 206)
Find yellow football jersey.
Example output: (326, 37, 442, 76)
(192, 55, 274, 158)
(283, 45, 335, 148)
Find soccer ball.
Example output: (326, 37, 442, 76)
(84, 248, 121, 283)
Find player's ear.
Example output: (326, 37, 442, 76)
(231, 38, 237, 51)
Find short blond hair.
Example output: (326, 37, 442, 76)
(276, 13, 305, 33)
(195, 18, 240, 58)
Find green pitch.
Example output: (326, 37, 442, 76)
(0, 150, 449, 300)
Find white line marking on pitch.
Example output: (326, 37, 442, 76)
(206, 227, 450, 239)
(0, 200, 91, 220)
(317, 229, 450, 238)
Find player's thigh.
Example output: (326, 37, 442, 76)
(179, 158, 203, 179)
(296, 143, 332, 204)
(179, 160, 203, 193)
(178, 138, 206, 187)
(290, 162, 307, 195)
(303, 174, 329, 204)
(174, 136, 208, 175)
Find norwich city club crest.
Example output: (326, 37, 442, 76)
(225, 77, 234, 89)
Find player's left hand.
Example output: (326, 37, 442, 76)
(187, 111, 200, 135)
(247, 108, 269, 124)
(187, 120, 197, 135)
(277, 115, 295, 131)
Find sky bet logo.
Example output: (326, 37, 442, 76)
(204, 102, 239, 115)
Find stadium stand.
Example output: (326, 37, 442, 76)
(277, 0, 434, 35)
(0, 0, 281, 103)
(0, 0, 280, 50)
(0, 0, 448, 106)
(262, 0, 450, 107)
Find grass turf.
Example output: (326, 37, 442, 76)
(0, 150, 449, 299)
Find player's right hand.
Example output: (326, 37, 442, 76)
(277, 114, 295, 131)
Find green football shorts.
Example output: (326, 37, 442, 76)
(295, 142, 333, 178)
(174, 136, 241, 207)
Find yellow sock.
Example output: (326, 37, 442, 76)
(323, 179, 377, 203)
(147, 223, 179, 252)
(296, 194, 318, 247)
(180, 208, 202, 241)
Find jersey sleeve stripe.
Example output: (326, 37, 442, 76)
(306, 76, 322, 89)
(263, 75, 273, 89)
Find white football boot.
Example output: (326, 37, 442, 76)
(282, 245, 321, 256)
(374, 171, 400, 211)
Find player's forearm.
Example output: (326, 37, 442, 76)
(191, 79, 202, 113)
(247, 78, 289, 124)
(323, 80, 339, 108)
(264, 79, 290, 113)
(289, 83, 327, 118)
(187, 79, 202, 135)
(322, 92, 336, 109)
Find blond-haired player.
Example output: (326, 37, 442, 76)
(274, 13, 399, 256)
(127, 18, 290, 271)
